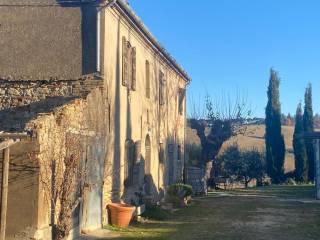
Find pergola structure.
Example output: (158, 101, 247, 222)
(304, 132, 320, 200)
(0, 132, 34, 240)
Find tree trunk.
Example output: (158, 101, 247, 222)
(205, 161, 213, 182)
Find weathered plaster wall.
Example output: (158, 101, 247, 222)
(0, 141, 40, 240)
(0, 0, 97, 80)
(103, 6, 187, 208)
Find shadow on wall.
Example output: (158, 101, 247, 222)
(111, 17, 122, 202)
(121, 155, 161, 206)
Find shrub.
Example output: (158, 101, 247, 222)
(167, 183, 193, 198)
(141, 205, 169, 220)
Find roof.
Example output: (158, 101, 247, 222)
(115, 0, 191, 83)
(0, 0, 191, 82)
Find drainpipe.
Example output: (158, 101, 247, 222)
(97, 0, 117, 73)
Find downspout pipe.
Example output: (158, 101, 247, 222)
(96, 0, 117, 73)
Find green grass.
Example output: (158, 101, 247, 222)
(105, 185, 320, 240)
(140, 205, 170, 221)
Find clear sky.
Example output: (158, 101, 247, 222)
(129, 0, 320, 117)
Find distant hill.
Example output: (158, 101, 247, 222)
(186, 124, 297, 173)
(220, 124, 295, 173)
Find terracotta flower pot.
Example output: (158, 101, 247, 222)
(107, 203, 135, 227)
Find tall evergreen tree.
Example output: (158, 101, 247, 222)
(293, 103, 308, 182)
(303, 83, 315, 181)
(265, 69, 286, 183)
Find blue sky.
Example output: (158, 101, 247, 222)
(130, 0, 320, 117)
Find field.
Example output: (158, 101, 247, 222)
(186, 124, 296, 173)
(102, 185, 320, 240)
(220, 124, 295, 173)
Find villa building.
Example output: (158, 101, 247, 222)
(0, 0, 190, 239)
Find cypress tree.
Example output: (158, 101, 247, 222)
(293, 103, 308, 182)
(303, 83, 315, 182)
(265, 69, 286, 183)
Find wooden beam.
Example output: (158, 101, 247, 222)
(0, 140, 20, 151)
(0, 133, 30, 140)
(0, 147, 10, 240)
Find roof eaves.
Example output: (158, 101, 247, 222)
(115, 0, 191, 83)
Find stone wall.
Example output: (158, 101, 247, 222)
(0, 78, 103, 132)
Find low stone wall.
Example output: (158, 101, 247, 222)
(0, 78, 103, 110)
(0, 78, 103, 132)
(185, 167, 207, 195)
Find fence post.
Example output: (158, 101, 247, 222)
(0, 147, 10, 240)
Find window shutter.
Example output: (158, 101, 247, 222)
(131, 47, 137, 91)
(146, 61, 150, 98)
(135, 140, 141, 163)
(159, 71, 166, 105)
(122, 37, 129, 87)
(179, 88, 186, 115)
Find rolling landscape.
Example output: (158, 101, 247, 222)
(187, 124, 299, 173)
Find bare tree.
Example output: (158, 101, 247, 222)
(188, 91, 252, 180)
(29, 114, 86, 240)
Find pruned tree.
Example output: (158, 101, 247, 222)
(265, 69, 285, 184)
(293, 103, 308, 182)
(189, 91, 252, 180)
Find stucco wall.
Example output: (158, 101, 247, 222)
(0, 0, 97, 80)
(0, 141, 40, 240)
(102, 6, 187, 206)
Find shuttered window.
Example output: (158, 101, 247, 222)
(146, 60, 150, 98)
(159, 71, 166, 105)
(178, 88, 186, 115)
(124, 139, 135, 186)
(131, 47, 136, 91)
(122, 36, 137, 91)
(122, 37, 130, 87)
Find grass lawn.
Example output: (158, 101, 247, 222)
(105, 185, 320, 240)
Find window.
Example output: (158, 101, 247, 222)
(146, 60, 150, 98)
(122, 36, 136, 91)
(168, 144, 174, 184)
(177, 145, 182, 161)
(178, 88, 186, 115)
(122, 36, 130, 87)
(145, 135, 151, 174)
(159, 143, 165, 164)
(131, 47, 136, 90)
(124, 139, 135, 186)
(159, 71, 166, 105)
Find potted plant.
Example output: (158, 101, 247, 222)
(107, 203, 136, 227)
